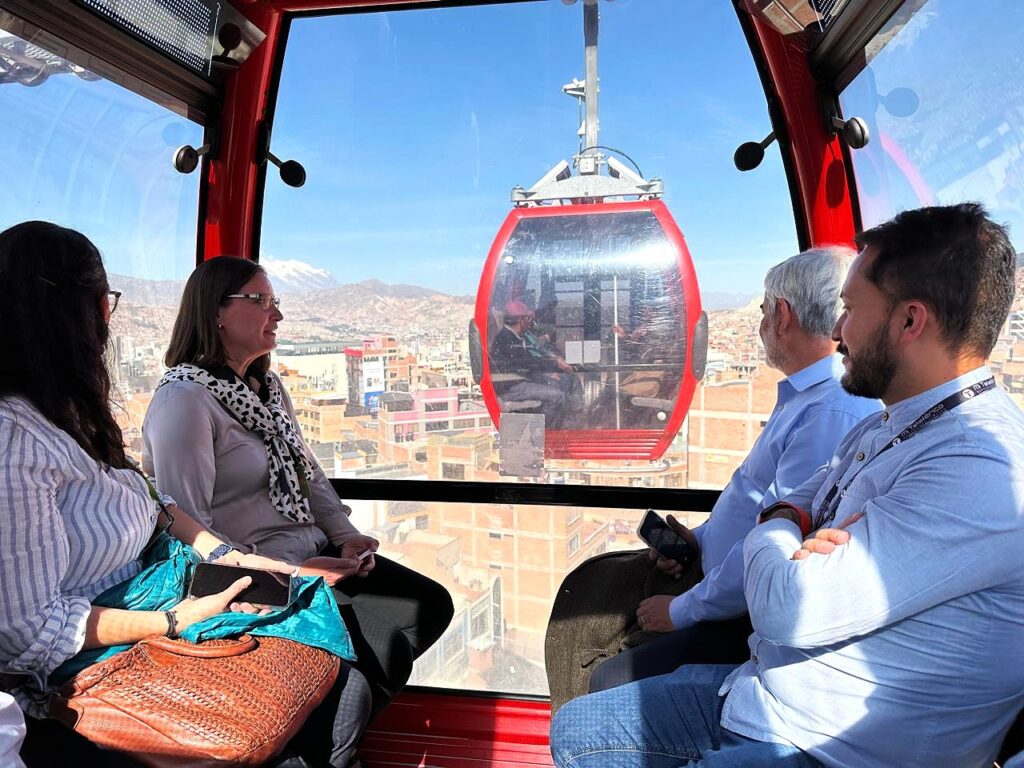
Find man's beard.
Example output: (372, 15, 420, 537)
(840, 322, 898, 399)
(761, 322, 787, 371)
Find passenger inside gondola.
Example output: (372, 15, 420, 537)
(489, 300, 580, 428)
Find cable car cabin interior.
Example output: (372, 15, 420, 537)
(1, 0, 1023, 766)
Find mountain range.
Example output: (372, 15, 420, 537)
(108, 258, 1024, 351)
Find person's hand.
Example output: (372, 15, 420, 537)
(215, 550, 295, 575)
(636, 595, 676, 633)
(171, 576, 267, 632)
(339, 535, 379, 577)
(556, 358, 574, 374)
(647, 514, 699, 577)
(612, 324, 626, 338)
(792, 512, 863, 560)
(299, 556, 362, 586)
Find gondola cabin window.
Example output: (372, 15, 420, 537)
(0, 17, 203, 459)
(839, 0, 1024, 405)
(258, 0, 799, 695)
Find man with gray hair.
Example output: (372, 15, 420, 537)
(588, 246, 881, 691)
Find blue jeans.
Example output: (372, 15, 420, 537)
(550, 664, 821, 768)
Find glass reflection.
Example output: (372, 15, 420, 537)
(487, 211, 686, 433)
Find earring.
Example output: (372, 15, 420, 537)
(217, 323, 224, 329)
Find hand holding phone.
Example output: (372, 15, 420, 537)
(188, 562, 293, 609)
(637, 509, 696, 571)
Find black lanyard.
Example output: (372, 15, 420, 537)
(813, 376, 997, 527)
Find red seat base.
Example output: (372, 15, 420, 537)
(361, 691, 555, 767)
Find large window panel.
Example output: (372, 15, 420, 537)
(0, 19, 203, 458)
(262, 0, 798, 490)
(839, 0, 1024, 409)
(262, 0, 800, 696)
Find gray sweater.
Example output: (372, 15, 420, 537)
(142, 375, 359, 563)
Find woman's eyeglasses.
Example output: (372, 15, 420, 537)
(36, 277, 121, 315)
(224, 292, 281, 311)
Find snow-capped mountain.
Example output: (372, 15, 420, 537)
(261, 255, 338, 294)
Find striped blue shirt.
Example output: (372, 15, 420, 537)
(0, 397, 158, 712)
(724, 367, 1024, 767)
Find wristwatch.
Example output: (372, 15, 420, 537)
(205, 543, 236, 562)
(758, 502, 812, 537)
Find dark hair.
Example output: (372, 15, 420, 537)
(165, 256, 269, 374)
(856, 202, 1016, 357)
(0, 221, 128, 467)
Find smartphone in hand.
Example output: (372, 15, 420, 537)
(188, 562, 293, 608)
(636, 509, 695, 566)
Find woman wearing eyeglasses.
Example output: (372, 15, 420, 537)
(143, 256, 454, 766)
(0, 222, 306, 767)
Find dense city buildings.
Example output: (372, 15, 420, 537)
(106, 276, 1024, 693)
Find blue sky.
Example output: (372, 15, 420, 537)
(5, 0, 1020, 297)
(260, 0, 799, 296)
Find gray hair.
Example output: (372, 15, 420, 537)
(763, 246, 856, 337)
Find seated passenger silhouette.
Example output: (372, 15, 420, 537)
(489, 300, 574, 429)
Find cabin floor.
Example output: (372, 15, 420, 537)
(360, 692, 554, 767)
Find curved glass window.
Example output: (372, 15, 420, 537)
(263, 0, 799, 695)
(840, 1, 1024, 248)
(0, 18, 203, 458)
(839, 0, 1024, 414)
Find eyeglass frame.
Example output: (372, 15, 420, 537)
(37, 276, 121, 315)
(224, 292, 281, 311)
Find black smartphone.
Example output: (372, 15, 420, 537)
(187, 562, 293, 608)
(636, 509, 694, 565)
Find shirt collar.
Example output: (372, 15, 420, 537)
(778, 353, 843, 403)
(882, 365, 993, 432)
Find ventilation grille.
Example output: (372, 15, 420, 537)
(76, 0, 220, 75)
(813, 0, 854, 32)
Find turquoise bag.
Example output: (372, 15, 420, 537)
(52, 534, 355, 685)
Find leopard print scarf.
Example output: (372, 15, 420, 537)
(157, 364, 315, 523)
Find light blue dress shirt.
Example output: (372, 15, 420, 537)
(724, 367, 1024, 768)
(670, 354, 881, 629)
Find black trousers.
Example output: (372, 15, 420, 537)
(323, 551, 455, 719)
(277, 553, 453, 766)
(588, 614, 754, 692)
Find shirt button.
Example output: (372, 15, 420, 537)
(882, 412, 889, 422)
(856, 452, 865, 461)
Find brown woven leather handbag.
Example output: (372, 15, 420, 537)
(49, 634, 340, 767)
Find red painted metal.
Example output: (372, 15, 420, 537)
(361, 692, 554, 768)
(746, 15, 856, 246)
(201, 3, 282, 261)
(475, 199, 702, 460)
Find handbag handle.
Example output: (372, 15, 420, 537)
(142, 634, 258, 658)
(58, 636, 260, 698)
